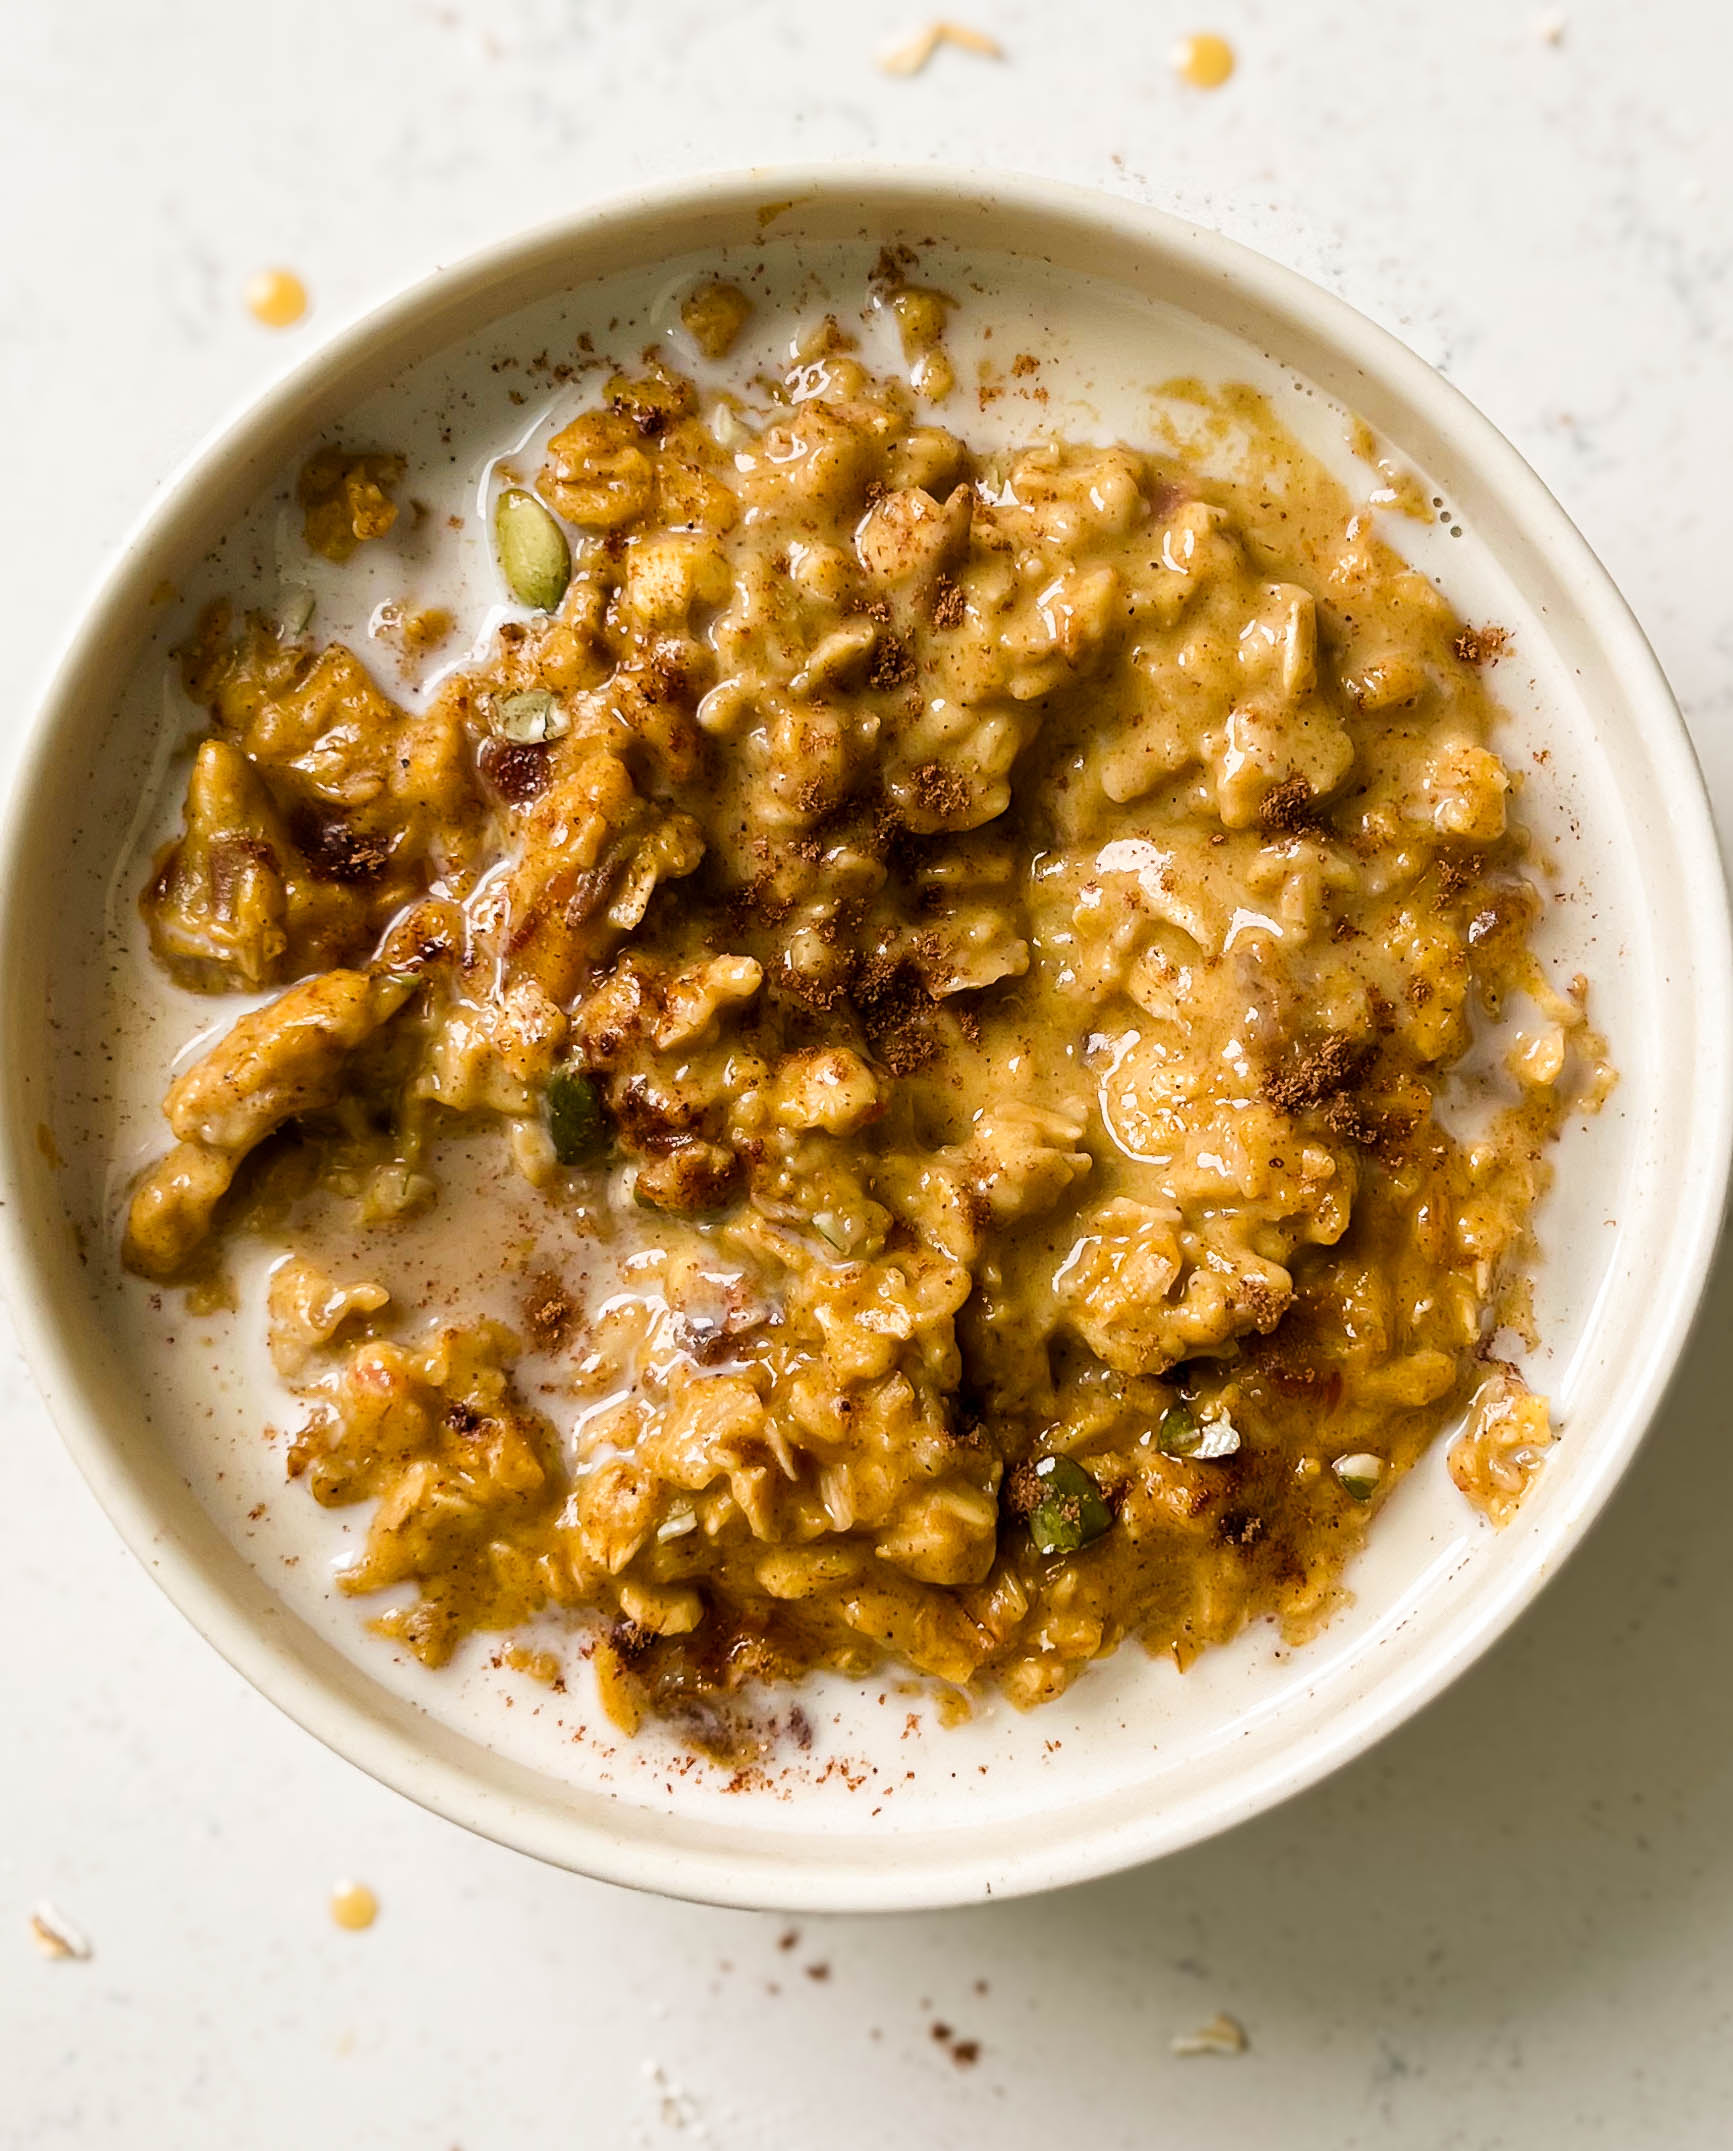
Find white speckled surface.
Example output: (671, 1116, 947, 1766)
(4, 2, 1732, 2142)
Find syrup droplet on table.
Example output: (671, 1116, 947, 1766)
(329, 1881, 377, 1931)
(1172, 32, 1235, 87)
(245, 268, 309, 328)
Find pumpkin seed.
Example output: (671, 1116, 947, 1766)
(1026, 1453, 1113, 1557)
(709, 400, 752, 450)
(1333, 1452, 1385, 1501)
(490, 687, 566, 744)
(1157, 1401, 1202, 1457)
(811, 1210, 857, 1254)
(494, 486, 571, 611)
(1158, 1399, 1240, 1459)
(276, 584, 316, 639)
(546, 1063, 607, 1165)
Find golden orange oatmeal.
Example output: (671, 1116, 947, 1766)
(121, 296, 1606, 1730)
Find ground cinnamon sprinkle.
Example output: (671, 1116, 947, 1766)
(906, 762, 971, 821)
(523, 1273, 577, 1350)
(930, 577, 966, 629)
(1258, 772, 1327, 836)
(1263, 1035, 1371, 1112)
(1438, 857, 1486, 908)
(867, 634, 915, 689)
(1453, 623, 1509, 665)
(1004, 1461, 1040, 1518)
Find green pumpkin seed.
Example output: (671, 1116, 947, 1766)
(276, 584, 316, 639)
(1026, 1454, 1113, 1557)
(546, 1063, 607, 1166)
(1158, 1399, 1241, 1460)
(1157, 1401, 1202, 1457)
(494, 486, 571, 611)
(810, 1210, 857, 1254)
(1333, 1452, 1385, 1501)
(491, 688, 567, 744)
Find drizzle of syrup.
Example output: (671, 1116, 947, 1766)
(1172, 32, 1235, 88)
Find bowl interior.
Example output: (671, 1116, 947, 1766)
(3, 171, 1727, 1910)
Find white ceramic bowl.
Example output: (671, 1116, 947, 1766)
(3, 168, 1729, 1912)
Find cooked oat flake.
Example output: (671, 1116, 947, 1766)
(28, 1902, 93, 1961)
(879, 20, 1004, 73)
(1171, 2011, 1248, 2057)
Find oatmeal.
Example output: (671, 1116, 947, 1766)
(120, 288, 1604, 1728)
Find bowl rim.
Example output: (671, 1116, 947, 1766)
(3, 161, 1729, 1912)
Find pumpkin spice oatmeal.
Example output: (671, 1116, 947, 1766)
(119, 277, 1606, 1734)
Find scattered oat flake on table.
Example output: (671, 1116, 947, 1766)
(1534, 8, 1567, 41)
(641, 2061, 707, 2133)
(28, 1903, 92, 1961)
(1171, 2011, 1248, 2057)
(880, 20, 1004, 74)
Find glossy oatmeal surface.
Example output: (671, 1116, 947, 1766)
(119, 274, 1602, 1732)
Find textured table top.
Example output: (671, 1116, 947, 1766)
(5, 2, 1733, 2143)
